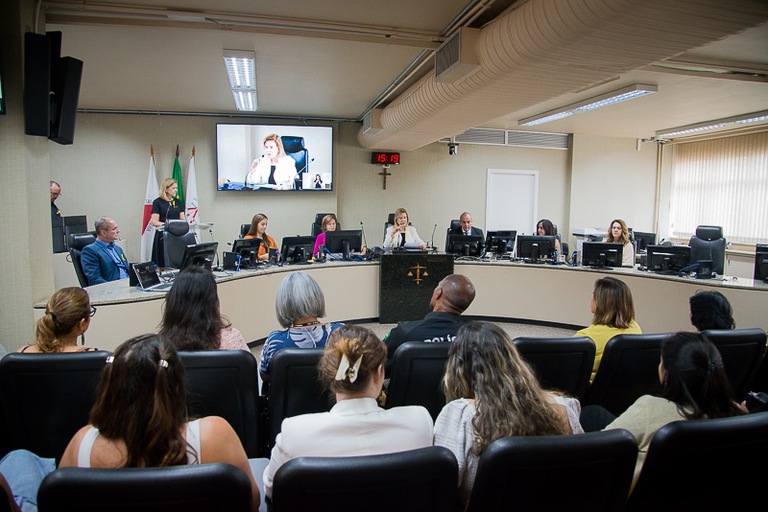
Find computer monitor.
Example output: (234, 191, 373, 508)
(754, 244, 768, 283)
(446, 234, 483, 257)
(581, 241, 624, 269)
(632, 231, 657, 253)
(516, 235, 556, 263)
(180, 242, 218, 270)
(485, 230, 517, 256)
(231, 238, 262, 258)
(280, 236, 316, 263)
(324, 229, 362, 259)
(646, 244, 691, 273)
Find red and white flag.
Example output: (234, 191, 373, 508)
(140, 145, 159, 262)
(185, 146, 200, 241)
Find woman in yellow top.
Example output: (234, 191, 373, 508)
(244, 213, 278, 261)
(575, 277, 642, 382)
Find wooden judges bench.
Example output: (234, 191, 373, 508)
(35, 258, 768, 352)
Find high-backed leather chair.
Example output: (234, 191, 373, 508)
(281, 135, 308, 189)
(269, 446, 458, 512)
(513, 336, 596, 401)
(702, 327, 767, 398)
(68, 233, 96, 287)
(265, 348, 331, 449)
(240, 223, 250, 238)
(163, 219, 197, 269)
(444, 219, 460, 250)
(38, 463, 253, 512)
(688, 225, 726, 275)
(0, 351, 110, 462)
(179, 350, 264, 458)
(385, 342, 451, 421)
(466, 429, 637, 512)
(584, 333, 671, 416)
(624, 412, 768, 511)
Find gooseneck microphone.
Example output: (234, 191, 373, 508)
(430, 223, 437, 250)
(360, 221, 368, 249)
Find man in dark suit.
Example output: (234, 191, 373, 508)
(448, 212, 485, 252)
(50, 180, 65, 252)
(81, 217, 130, 286)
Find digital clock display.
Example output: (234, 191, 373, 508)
(371, 152, 400, 165)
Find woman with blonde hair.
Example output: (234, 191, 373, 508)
(312, 214, 340, 257)
(245, 134, 296, 190)
(150, 177, 185, 267)
(18, 287, 98, 353)
(604, 218, 635, 267)
(262, 324, 433, 498)
(434, 321, 583, 507)
(243, 213, 278, 261)
(383, 207, 426, 250)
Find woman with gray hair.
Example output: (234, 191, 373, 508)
(259, 271, 344, 383)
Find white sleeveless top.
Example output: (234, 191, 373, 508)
(77, 419, 202, 467)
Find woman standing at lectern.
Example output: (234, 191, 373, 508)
(150, 178, 185, 267)
(384, 207, 426, 250)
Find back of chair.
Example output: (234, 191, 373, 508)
(270, 446, 457, 512)
(625, 412, 768, 511)
(584, 333, 670, 416)
(688, 224, 726, 275)
(38, 463, 252, 512)
(240, 223, 250, 238)
(444, 219, 460, 249)
(178, 350, 263, 458)
(281, 135, 308, 176)
(513, 336, 596, 401)
(702, 327, 767, 398)
(386, 342, 451, 421)
(466, 429, 637, 512)
(0, 351, 110, 462)
(68, 233, 96, 287)
(266, 348, 331, 449)
(164, 220, 197, 269)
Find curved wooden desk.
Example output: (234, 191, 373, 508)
(35, 259, 768, 351)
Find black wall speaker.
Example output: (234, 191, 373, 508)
(49, 55, 83, 145)
(23, 32, 51, 136)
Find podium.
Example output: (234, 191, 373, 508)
(379, 252, 454, 323)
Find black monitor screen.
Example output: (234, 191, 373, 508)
(231, 238, 262, 258)
(646, 244, 691, 273)
(632, 231, 657, 252)
(516, 235, 556, 262)
(485, 230, 517, 255)
(180, 242, 218, 270)
(582, 242, 624, 268)
(754, 244, 768, 282)
(446, 234, 483, 257)
(280, 236, 316, 263)
(324, 229, 362, 257)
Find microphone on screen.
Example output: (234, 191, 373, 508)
(430, 223, 437, 250)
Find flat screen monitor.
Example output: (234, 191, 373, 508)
(180, 242, 218, 270)
(581, 242, 624, 268)
(485, 230, 517, 256)
(446, 234, 483, 257)
(754, 244, 768, 283)
(216, 124, 333, 191)
(324, 229, 362, 259)
(280, 236, 316, 264)
(516, 235, 557, 263)
(646, 244, 691, 273)
(632, 231, 657, 253)
(231, 238, 262, 258)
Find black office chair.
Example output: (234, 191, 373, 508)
(265, 348, 332, 449)
(513, 336, 596, 401)
(584, 333, 671, 416)
(624, 412, 768, 511)
(688, 225, 726, 275)
(38, 463, 253, 512)
(240, 223, 250, 238)
(179, 350, 264, 458)
(68, 232, 96, 287)
(466, 429, 637, 512)
(444, 219, 460, 250)
(269, 446, 458, 512)
(385, 342, 451, 421)
(163, 219, 197, 269)
(0, 351, 110, 462)
(702, 327, 767, 398)
(281, 135, 309, 189)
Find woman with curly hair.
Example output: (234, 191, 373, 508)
(18, 287, 98, 353)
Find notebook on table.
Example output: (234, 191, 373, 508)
(133, 261, 174, 292)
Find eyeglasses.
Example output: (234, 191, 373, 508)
(90, 306, 97, 317)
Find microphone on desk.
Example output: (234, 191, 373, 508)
(430, 223, 437, 250)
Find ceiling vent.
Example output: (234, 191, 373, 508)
(434, 28, 481, 83)
(441, 128, 569, 150)
(363, 108, 383, 135)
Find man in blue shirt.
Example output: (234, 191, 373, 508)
(81, 217, 130, 286)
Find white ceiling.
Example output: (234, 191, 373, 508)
(43, 0, 768, 148)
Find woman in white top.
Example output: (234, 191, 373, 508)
(59, 334, 260, 512)
(434, 321, 583, 509)
(245, 134, 296, 190)
(604, 218, 635, 267)
(383, 207, 426, 249)
(262, 324, 433, 498)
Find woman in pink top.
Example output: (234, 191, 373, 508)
(313, 214, 340, 258)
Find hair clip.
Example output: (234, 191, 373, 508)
(159, 359, 169, 368)
(105, 356, 114, 364)
(334, 354, 363, 383)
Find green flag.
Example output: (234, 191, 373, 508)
(172, 144, 185, 205)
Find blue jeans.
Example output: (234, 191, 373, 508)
(0, 449, 56, 512)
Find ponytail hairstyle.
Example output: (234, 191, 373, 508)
(35, 287, 91, 352)
(89, 334, 191, 467)
(660, 332, 744, 420)
(318, 325, 385, 397)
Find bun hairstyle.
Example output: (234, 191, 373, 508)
(35, 287, 91, 352)
(89, 334, 190, 467)
(318, 325, 386, 396)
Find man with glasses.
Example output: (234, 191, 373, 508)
(81, 217, 130, 286)
(51, 180, 65, 252)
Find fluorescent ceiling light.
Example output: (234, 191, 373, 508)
(656, 110, 768, 138)
(518, 84, 658, 127)
(223, 50, 257, 111)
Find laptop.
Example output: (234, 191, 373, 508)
(133, 261, 174, 292)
